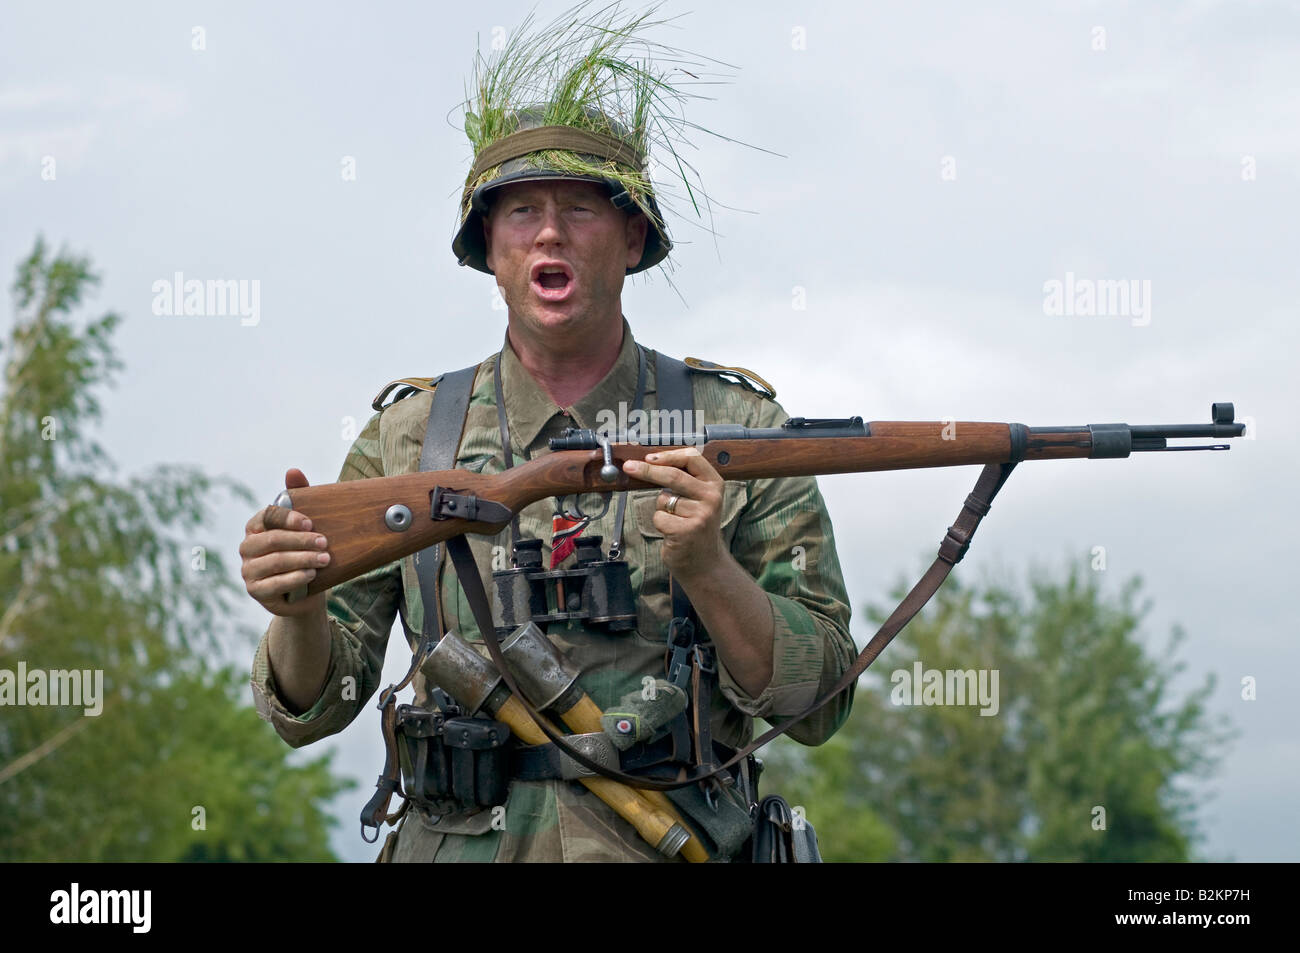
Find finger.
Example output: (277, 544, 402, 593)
(244, 503, 292, 534)
(240, 528, 328, 560)
(241, 533, 329, 567)
(247, 568, 319, 602)
(243, 547, 331, 583)
(285, 468, 311, 490)
(255, 504, 313, 533)
(658, 494, 723, 534)
(253, 470, 312, 534)
(651, 507, 698, 538)
(645, 447, 721, 483)
(245, 509, 267, 534)
(658, 491, 698, 519)
(622, 456, 703, 495)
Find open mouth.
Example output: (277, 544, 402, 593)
(530, 261, 575, 301)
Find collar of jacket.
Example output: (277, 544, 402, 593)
(499, 315, 648, 451)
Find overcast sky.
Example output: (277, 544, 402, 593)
(2, 0, 1296, 863)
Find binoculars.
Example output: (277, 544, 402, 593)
(492, 535, 637, 635)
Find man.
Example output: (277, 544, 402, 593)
(241, 21, 856, 861)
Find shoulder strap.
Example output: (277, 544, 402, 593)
(372, 376, 441, 411)
(360, 363, 478, 841)
(682, 357, 776, 400)
(414, 364, 480, 638)
(651, 352, 719, 771)
(653, 351, 694, 444)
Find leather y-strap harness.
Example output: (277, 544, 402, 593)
(359, 365, 477, 841)
(365, 350, 1017, 826)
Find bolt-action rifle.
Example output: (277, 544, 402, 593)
(271, 402, 1246, 601)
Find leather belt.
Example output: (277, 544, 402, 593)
(510, 736, 740, 783)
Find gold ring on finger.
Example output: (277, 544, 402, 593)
(665, 494, 681, 515)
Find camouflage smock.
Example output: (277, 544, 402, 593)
(251, 319, 856, 862)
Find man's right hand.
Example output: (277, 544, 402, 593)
(241, 468, 330, 617)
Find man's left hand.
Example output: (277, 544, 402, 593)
(622, 447, 727, 581)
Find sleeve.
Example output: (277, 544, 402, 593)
(249, 412, 402, 748)
(714, 397, 858, 746)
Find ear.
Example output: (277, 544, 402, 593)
(624, 212, 649, 270)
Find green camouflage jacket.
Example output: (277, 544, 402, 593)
(251, 319, 856, 861)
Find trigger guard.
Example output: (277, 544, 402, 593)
(555, 493, 611, 522)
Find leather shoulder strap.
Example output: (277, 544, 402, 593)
(413, 364, 480, 638)
(652, 351, 718, 766)
(653, 351, 694, 443)
(360, 362, 478, 841)
(649, 351, 694, 622)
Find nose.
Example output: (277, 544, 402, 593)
(533, 203, 568, 248)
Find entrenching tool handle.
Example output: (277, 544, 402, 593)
(493, 696, 693, 861)
(557, 695, 710, 864)
(499, 623, 711, 862)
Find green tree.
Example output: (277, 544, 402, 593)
(0, 237, 352, 861)
(761, 562, 1232, 862)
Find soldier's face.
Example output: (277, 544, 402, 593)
(483, 180, 648, 336)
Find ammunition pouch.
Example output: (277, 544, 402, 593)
(664, 775, 755, 861)
(750, 794, 823, 863)
(395, 705, 513, 813)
